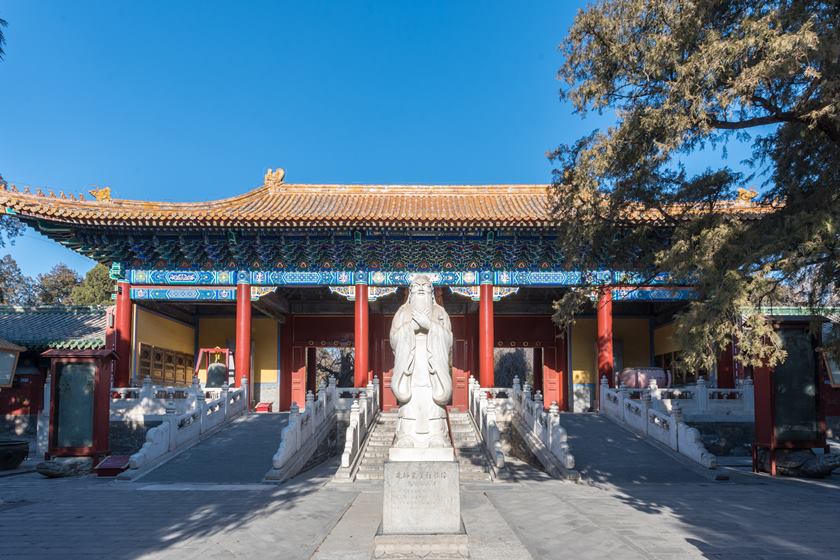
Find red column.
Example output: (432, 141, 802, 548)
(354, 283, 369, 387)
(717, 342, 735, 388)
(479, 283, 494, 387)
(306, 346, 317, 392)
(235, 283, 252, 407)
(114, 281, 132, 388)
(279, 319, 293, 411)
(597, 288, 614, 387)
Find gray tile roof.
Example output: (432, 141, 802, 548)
(0, 305, 108, 350)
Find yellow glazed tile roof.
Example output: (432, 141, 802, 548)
(0, 173, 775, 230)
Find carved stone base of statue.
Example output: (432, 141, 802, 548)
(375, 455, 469, 559)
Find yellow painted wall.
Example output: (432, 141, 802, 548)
(572, 317, 653, 385)
(196, 317, 277, 384)
(132, 306, 196, 378)
(613, 318, 651, 368)
(253, 318, 278, 384)
(654, 323, 680, 356)
(571, 318, 597, 385)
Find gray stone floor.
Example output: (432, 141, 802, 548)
(2, 412, 839, 559)
(561, 413, 708, 484)
(139, 413, 288, 484)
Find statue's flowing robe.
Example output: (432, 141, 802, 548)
(390, 302, 453, 435)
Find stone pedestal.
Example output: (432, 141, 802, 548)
(374, 449, 469, 559)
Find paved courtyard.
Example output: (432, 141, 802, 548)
(2, 453, 839, 560)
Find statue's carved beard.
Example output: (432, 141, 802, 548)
(411, 292, 433, 315)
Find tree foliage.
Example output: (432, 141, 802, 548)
(0, 15, 7, 60)
(0, 255, 35, 305)
(552, 0, 839, 370)
(0, 176, 25, 248)
(70, 263, 114, 305)
(35, 264, 81, 305)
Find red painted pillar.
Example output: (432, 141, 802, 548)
(114, 281, 132, 388)
(479, 282, 494, 387)
(354, 283, 369, 387)
(279, 319, 293, 411)
(717, 342, 735, 388)
(370, 312, 381, 385)
(597, 287, 614, 387)
(235, 283, 252, 407)
(306, 346, 317, 393)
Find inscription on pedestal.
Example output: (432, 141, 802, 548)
(382, 460, 461, 535)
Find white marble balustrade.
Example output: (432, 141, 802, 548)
(509, 376, 575, 471)
(266, 375, 357, 481)
(467, 376, 507, 470)
(110, 376, 227, 419)
(128, 377, 247, 470)
(335, 377, 380, 478)
(630, 376, 754, 420)
(599, 377, 716, 468)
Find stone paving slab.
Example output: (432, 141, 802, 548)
(138, 413, 287, 484)
(2, 455, 839, 559)
(313, 486, 533, 559)
(560, 413, 708, 485)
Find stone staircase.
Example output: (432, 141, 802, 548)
(354, 412, 398, 480)
(449, 411, 493, 481)
(352, 410, 492, 482)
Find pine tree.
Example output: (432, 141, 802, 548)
(35, 264, 81, 305)
(70, 264, 114, 305)
(552, 0, 839, 369)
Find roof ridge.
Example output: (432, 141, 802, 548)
(0, 304, 109, 313)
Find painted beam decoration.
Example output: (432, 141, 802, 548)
(611, 287, 699, 302)
(124, 268, 684, 288)
(328, 286, 400, 301)
(449, 286, 520, 302)
(130, 286, 275, 301)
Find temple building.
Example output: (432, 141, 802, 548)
(0, 169, 813, 417)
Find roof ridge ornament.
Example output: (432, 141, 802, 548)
(264, 168, 286, 187)
(736, 187, 758, 204)
(89, 186, 112, 202)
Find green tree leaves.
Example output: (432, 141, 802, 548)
(553, 0, 839, 370)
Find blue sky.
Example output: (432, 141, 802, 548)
(0, 1, 754, 277)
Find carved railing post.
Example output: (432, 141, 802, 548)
(648, 378, 660, 409)
(696, 376, 708, 412)
(618, 383, 629, 422)
(220, 382, 230, 417)
(373, 375, 381, 412)
(140, 375, 154, 401)
(640, 388, 651, 436)
(191, 375, 205, 412)
(742, 377, 754, 414)
(479, 390, 488, 436)
(599, 375, 609, 411)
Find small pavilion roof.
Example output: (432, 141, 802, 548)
(0, 306, 108, 351)
(0, 171, 775, 231)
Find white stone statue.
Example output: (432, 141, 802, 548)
(390, 275, 453, 448)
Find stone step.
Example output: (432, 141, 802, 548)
(355, 472, 384, 480)
(456, 447, 484, 457)
(459, 472, 491, 481)
(360, 465, 385, 471)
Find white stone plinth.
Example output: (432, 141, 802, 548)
(382, 459, 461, 535)
(388, 446, 455, 462)
(373, 530, 469, 559)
